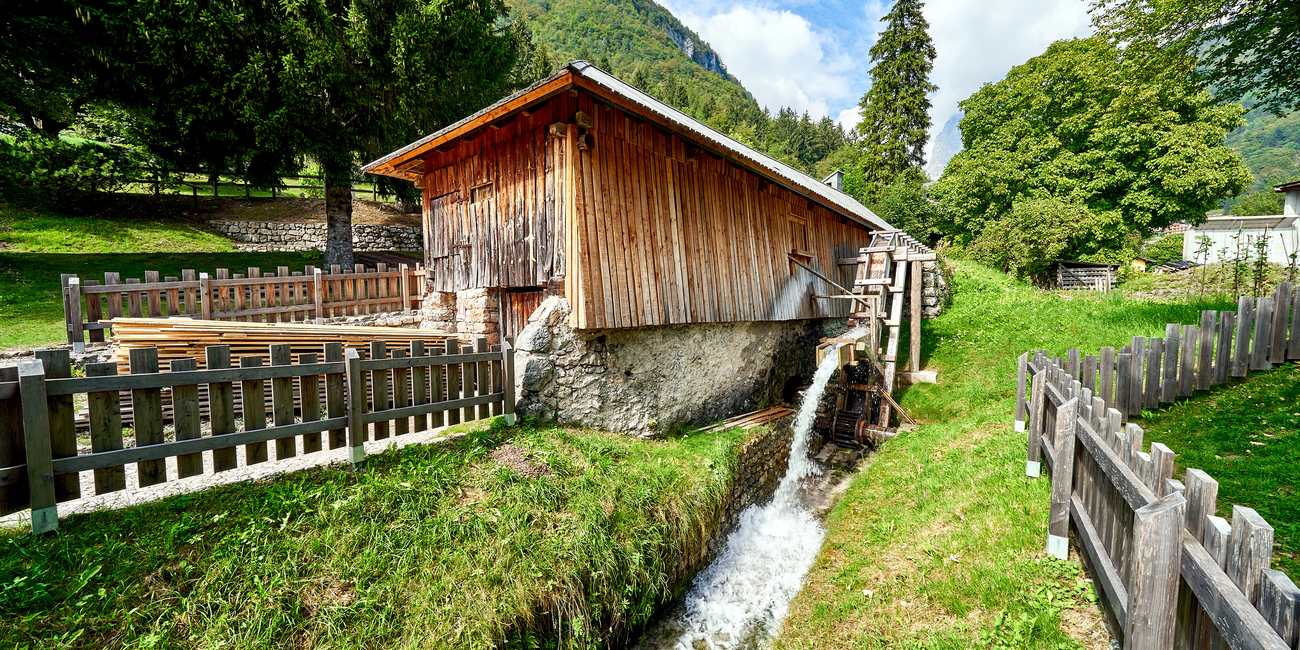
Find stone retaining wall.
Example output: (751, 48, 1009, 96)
(208, 220, 423, 252)
(513, 296, 840, 436)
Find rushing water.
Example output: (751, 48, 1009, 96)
(635, 331, 863, 650)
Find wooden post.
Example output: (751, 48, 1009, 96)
(1291, 286, 1300, 360)
(1258, 569, 1300, 645)
(411, 341, 428, 433)
(1162, 323, 1178, 403)
(200, 273, 213, 320)
(476, 337, 491, 421)
(313, 268, 325, 324)
(1179, 325, 1196, 397)
(1026, 371, 1045, 477)
(1015, 352, 1029, 432)
(299, 352, 322, 453)
(1129, 337, 1146, 416)
(393, 349, 410, 436)
(503, 338, 516, 425)
(1066, 348, 1080, 380)
(1100, 347, 1115, 413)
(17, 359, 57, 533)
(1233, 296, 1253, 377)
(270, 344, 296, 460)
(1145, 338, 1162, 409)
(1047, 397, 1078, 560)
(34, 349, 77, 501)
(400, 263, 412, 315)
(239, 355, 268, 465)
(66, 277, 84, 353)
(370, 341, 389, 440)
(1117, 350, 1131, 422)
(1227, 505, 1274, 605)
(1252, 296, 1273, 371)
(129, 348, 166, 487)
(170, 358, 203, 478)
(325, 343, 346, 449)
(1183, 469, 1218, 543)
(207, 346, 238, 472)
(85, 362, 125, 494)
(1124, 493, 1186, 649)
(345, 348, 366, 468)
(910, 260, 921, 373)
(430, 342, 445, 429)
(1198, 310, 1215, 390)
(1270, 282, 1292, 365)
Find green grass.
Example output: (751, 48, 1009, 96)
(779, 261, 1238, 649)
(1137, 363, 1300, 578)
(0, 203, 322, 348)
(0, 418, 752, 649)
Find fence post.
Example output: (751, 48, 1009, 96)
(503, 338, 516, 425)
(199, 273, 213, 320)
(1047, 396, 1078, 559)
(344, 348, 366, 469)
(17, 360, 56, 534)
(313, 268, 325, 324)
(1124, 493, 1186, 649)
(1025, 371, 1045, 477)
(399, 264, 412, 314)
(67, 277, 85, 354)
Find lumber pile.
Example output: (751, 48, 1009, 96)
(104, 318, 462, 371)
(694, 406, 795, 433)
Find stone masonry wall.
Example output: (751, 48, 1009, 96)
(914, 260, 951, 319)
(208, 220, 423, 252)
(513, 297, 842, 436)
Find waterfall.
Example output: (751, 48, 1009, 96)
(638, 330, 863, 650)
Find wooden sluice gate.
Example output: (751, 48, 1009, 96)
(807, 231, 933, 448)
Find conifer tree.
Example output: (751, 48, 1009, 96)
(856, 0, 937, 195)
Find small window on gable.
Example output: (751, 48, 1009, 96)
(471, 182, 494, 204)
(788, 213, 808, 253)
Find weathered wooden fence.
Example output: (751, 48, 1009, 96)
(62, 263, 426, 347)
(1014, 281, 1300, 649)
(0, 338, 515, 534)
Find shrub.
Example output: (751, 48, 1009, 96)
(967, 197, 1104, 283)
(1142, 233, 1185, 265)
(0, 134, 143, 201)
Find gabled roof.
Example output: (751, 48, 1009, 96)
(362, 61, 894, 232)
(1276, 180, 1300, 192)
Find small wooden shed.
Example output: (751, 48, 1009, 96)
(1054, 261, 1118, 291)
(362, 62, 898, 333)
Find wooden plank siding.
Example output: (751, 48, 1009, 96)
(415, 88, 879, 330)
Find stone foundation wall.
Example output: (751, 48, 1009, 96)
(415, 289, 501, 344)
(513, 296, 841, 436)
(915, 260, 951, 319)
(208, 220, 423, 252)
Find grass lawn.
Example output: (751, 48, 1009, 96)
(0, 203, 323, 349)
(1137, 362, 1300, 578)
(0, 419, 750, 649)
(779, 261, 1239, 649)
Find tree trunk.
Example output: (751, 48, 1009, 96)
(323, 159, 354, 268)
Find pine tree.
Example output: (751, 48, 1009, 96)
(857, 0, 937, 195)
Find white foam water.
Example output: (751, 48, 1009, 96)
(637, 331, 862, 650)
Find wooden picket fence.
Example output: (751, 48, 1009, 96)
(0, 337, 515, 534)
(1014, 282, 1300, 649)
(62, 263, 427, 347)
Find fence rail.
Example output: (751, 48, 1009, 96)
(1016, 281, 1300, 650)
(62, 263, 426, 347)
(0, 337, 515, 534)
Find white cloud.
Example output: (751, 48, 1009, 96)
(661, 2, 858, 125)
(837, 106, 863, 132)
(924, 0, 1093, 160)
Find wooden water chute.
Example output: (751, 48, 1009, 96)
(812, 230, 934, 446)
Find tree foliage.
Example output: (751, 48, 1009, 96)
(856, 0, 936, 196)
(1091, 0, 1300, 115)
(1231, 190, 1286, 216)
(936, 37, 1250, 269)
(1142, 234, 1185, 266)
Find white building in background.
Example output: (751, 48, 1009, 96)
(1183, 181, 1300, 265)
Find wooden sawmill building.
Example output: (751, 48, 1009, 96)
(362, 61, 910, 336)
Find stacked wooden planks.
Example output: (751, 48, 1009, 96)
(103, 318, 460, 372)
(694, 406, 795, 433)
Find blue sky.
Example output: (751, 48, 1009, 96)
(657, 0, 1094, 161)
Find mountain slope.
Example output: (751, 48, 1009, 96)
(1225, 104, 1300, 194)
(511, 0, 762, 127)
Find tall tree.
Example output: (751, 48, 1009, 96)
(856, 0, 937, 196)
(935, 38, 1250, 274)
(1091, 0, 1300, 115)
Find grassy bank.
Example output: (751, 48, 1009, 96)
(0, 203, 321, 348)
(1138, 362, 1300, 577)
(0, 419, 750, 649)
(780, 261, 1238, 649)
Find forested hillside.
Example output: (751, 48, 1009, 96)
(510, 0, 858, 178)
(1225, 103, 1300, 196)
